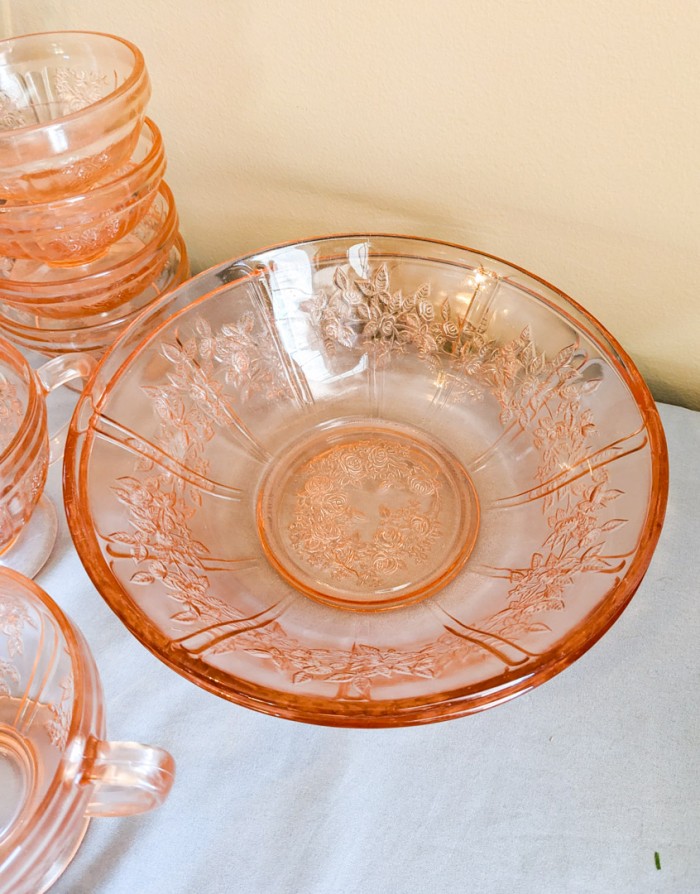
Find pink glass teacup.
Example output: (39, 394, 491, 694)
(0, 31, 151, 202)
(0, 567, 175, 894)
(0, 117, 166, 267)
(0, 337, 95, 577)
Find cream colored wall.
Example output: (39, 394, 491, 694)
(3, 1, 699, 408)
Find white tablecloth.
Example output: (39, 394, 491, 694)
(37, 400, 697, 894)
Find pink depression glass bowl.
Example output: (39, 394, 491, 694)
(0, 31, 150, 202)
(0, 117, 165, 266)
(0, 234, 189, 357)
(0, 180, 179, 315)
(63, 234, 668, 727)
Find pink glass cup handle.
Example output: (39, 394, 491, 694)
(82, 738, 175, 817)
(35, 353, 97, 463)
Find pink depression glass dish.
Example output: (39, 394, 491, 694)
(0, 180, 179, 319)
(63, 234, 668, 727)
(0, 31, 150, 202)
(0, 117, 165, 266)
(0, 567, 175, 894)
(0, 234, 189, 357)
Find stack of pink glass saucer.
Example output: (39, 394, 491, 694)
(0, 30, 190, 358)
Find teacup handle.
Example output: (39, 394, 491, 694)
(35, 353, 97, 463)
(82, 737, 175, 817)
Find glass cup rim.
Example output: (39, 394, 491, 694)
(0, 181, 178, 299)
(0, 116, 164, 217)
(0, 30, 147, 139)
(0, 234, 189, 349)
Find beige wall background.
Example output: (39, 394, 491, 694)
(3, 1, 699, 408)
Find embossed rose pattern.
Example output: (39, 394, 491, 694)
(288, 438, 442, 587)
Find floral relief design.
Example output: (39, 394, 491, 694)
(0, 593, 32, 659)
(308, 262, 628, 639)
(209, 620, 461, 699)
(106, 474, 526, 695)
(474, 334, 628, 638)
(105, 322, 463, 686)
(104, 423, 465, 689)
(306, 263, 503, 401)
(308, 263, 582, 422)
(57, 149, 113, 191)
(0, 374, 23, 454)
(0, 594, 73, 749)
(107, 474, 234, 625)
(491, 505, 625, 635)
(196, 315, 292, 403)
(288, 438, 442, 587)
(44, 676, 73, 750)
(23, 448, 47, 504)
(104, 467, 438, 695)
(103, 313, 287, 627)
(475, 331, 626, 637)
(0, 658, 20, 697)
(492, 445, 626, 638)
(49, 215, 123, 261)
(1, 445, 48, 550)
(0, 68, 108, 131)
(0, 90, 29, 130)
(0, 594, 32, 704)
(54, 68, 109, 113)
(307, 264, 439, 366)
(143, 314, 291, 464)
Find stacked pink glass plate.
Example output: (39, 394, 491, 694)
(0, 31, 189, 358)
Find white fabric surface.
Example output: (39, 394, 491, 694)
(32, 400, 697, 894)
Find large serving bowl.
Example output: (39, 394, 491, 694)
(0, 117, 165, 266)
(64, 234, 668, 727)
(0, 31, 150, 202)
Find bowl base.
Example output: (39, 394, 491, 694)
(257, 418, 480, 611)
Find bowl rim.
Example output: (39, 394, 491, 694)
(63, 232, 670, 727)
(0, 233, 189, 347)
(0, 116, 164, 218)
(0, 30, 147, 138)
(0, 180, 178, 299)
